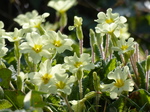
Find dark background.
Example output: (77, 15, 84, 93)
(0, 0, 150, 55)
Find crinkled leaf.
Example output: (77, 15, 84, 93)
(107, 96, 127, 112)
(104, 58, 116, 77)
(24, 90, 45, 109)
(146, 55, 150, 71)
(0, 99, 12, 110)
(136, 62, 146, 88)
(0, 68, 12, 88)
(93, 43, 101, 61)
(4, 90, 25, 109)
(129, 89, 150, 111)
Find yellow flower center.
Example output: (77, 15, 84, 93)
(56, 81, 66, 89)
(121, 45, 128, 51)
(41, 73, 52, 84)
(74, 62, 83, 68)
(114, 79, 124, 88)
(32, 44, 42, 53)
(105, 18, 114, 24)
(34, 23, 40, 28)
(53, 40, 62, 47)
(13, 37, 17, 40)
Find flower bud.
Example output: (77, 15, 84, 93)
(89, 29, 96, 47)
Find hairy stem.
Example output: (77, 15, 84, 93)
(79, 39, 83, 55)
(63, 95, 73, 112)
(146, 70, 150, 90)
(78, 79, 83, 99)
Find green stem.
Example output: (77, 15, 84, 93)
(78, 79, 83, 99)
(36, 24, 45, 35)
(33, 64, 37, 72)
(61, 93, 73, 112)
(91, 46, 95, 63)
(14, 41, 21, 75)
(10, 81, 15, 90)
(79, 39, 83, 55)
(146, 70, 149, 90)
(128, 71, 139, 90)
(104, 34, 109, 61)
(130, 56, 139, 87)
(110, 33, 117, 46)
(120, 54, 125, 66)
(95, 92, 100, 112)
(99, 43, 105, 60)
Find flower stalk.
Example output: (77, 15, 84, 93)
(89, 29, 96, 63)
(76, 69, 84, 99)
(104, 34, 110, 61)
(146, 55, 150, 90)
(93, 72, 101, 112)
(14, 41, 21, 75)
(61, 93, 73, 112)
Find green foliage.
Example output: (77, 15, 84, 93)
(136, 62, 146, 89)
(104, 58, 116, 77)
(4, 90, 24, 109)
(0, 68, 12, 88)
(129, 89, 150, 111)
(0, 99, 12, 110)
(24, 90, 45, 109)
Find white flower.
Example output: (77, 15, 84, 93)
(45, 30, 73, 53)
(118, 24, 130, 39)
(20, 32, 51, 64)
(0, 21, 6, 44)
(28, 59, 66, 93)
(3, 28, 23, 42)
(63, 53, 95, 73)
(14, 10, 49, 29)
(95, 23, 120, 37)
(100, 66, 134, 99)
(0, 21, 8, 58)
(95, 8, 127, 35)
(49, 73, 76, 95)
(95, 8, 126, 25)
(47, 0, 77, 13)
(0, 43, 8, 58)
(112, 37, 135, 55)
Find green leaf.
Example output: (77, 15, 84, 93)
(136, 62, 146, 88)
(121, 94, 140, 110)
(24, 90, 45, 109)
(146, 55, 150, 71)
(107, 96, 127, 112)
(0, 99, 12, 110)
(129, 89, 150, 111)
(0, 68, 12, 88)
(113, 51, 121, 62)
(93, 43, 101, 61)
(4, 90, 25, 109)
(104, 58, 116, 77)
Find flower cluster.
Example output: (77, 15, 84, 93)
(0, 21, 8, 59)
(2, 3, 149, 111)
(95, 8, 127, 37)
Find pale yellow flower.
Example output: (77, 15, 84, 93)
(100, 66, 134, 99)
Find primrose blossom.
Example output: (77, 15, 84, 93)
(100, 66, 134, 99)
